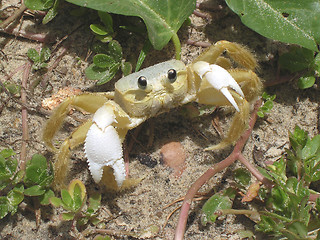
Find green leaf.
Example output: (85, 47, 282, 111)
(90, 24, 110, 36)
(40, 189, 55, 205)
(269, 186, 289, 212)
(77, 216, 89, 226)
(25, 165, 43, 185)
(298, 75, 316, 89)
(86, 62, 120, 85)
(255, 215, 283, 233)
(40, 47, 51, 62)
(5, 83, 21, 95)
(49, 196, 63, 207)
(24, 185, 46, 196)
(61, 189, 73, 209)
(91, 42, 109, 54)
(201, 192, 234, 225)
(0, 153, 19, 190)
(4, 156, 18, 174)
(121, 61, 132, 76)
(98, 11, 113, 33)
(225, 0, 319, 51)
(135, 40, 152, 72)
(72, 183, 83, 211)
(28, 154, 48, 169)
(27, 48, 40, 63)
(65, 0, 196, 50)
(0, 197, 9, 219)
(316, 196, 320, 212)
(7, 184, 24, 206)
(93, 235, 112, 240)
(107, 40, 122, 62)
(0, 149, 16, 158)
(93, 54, 115, 68)
(302, 135, 320, 160)
(289, 126, 308, 152)
(61, 212, 75, 221)
(314, 53, 320, 74)
(24, 0, 54, 10)
(12, 170, 24, 186)
(279, 47, 315, 73)
(25, 154, 52, 186)
(286, 221, 308, 239)
(88, 193, 101, 213)
(42, 0, 60, 24)
(233, 168, 251, 187)
(267, 158, 287, 184)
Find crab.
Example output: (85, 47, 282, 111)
(43, 40, 262, 189)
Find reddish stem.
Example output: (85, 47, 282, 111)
(1, 27, 49, 42)
(186, 39, 211, 48)
(238, 153, 273, 188)
(174, 99, 262, 240)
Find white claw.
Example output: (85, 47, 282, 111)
(220, 88, 240, 112)
(193, 61, 244, 112)
(85, 105, 125, 187)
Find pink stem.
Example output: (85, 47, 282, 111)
(238, 153, 273, 188)
(174, 99, 262, 240)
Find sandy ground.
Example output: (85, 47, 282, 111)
(0, 0, 319, 239)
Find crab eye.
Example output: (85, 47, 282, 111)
(167, 69, 177, 83)
(138, 76, 147, 89)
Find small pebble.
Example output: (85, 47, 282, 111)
(160, 142, 186, 177)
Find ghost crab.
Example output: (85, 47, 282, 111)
(43, 40, 262, 189)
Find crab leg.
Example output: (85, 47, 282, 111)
(193, 61, 244, 112)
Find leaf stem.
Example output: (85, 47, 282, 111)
(171, 33, 181, 60)
(259, 211, 292, 222)
(238, 153, 273, 188)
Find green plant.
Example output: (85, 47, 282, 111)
(257, 92, 276, 118)
(198, 126, 320, 239)
(66, 0, 195, 52)
(85, 40, 132, 85)
(27, 47, 51, 71)
(279, 47, 320, 89)
(0, 82, 21, 96)
(225, 0, 320, 52)
(24, 154, 55, 205)
(0, 149, 24, 219)
(201, 188, 236, 226)
(85, 11, 132, 85)
(0, 150, 54, 219)
(24, 0, 60, 24)
(50, 179, 102, 228)
(90, 11, 114, 43)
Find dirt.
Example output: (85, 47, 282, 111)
(0, 0, 319, 239)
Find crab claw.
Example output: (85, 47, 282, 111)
(84, 104, 125, 187)
(193, 61, 244, 112)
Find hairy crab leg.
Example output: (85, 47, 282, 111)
(195, 40, 258, 70)
(43, 94, 109, 150)
(53, 120, 92, 189)
(43, 93, 111, 189)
